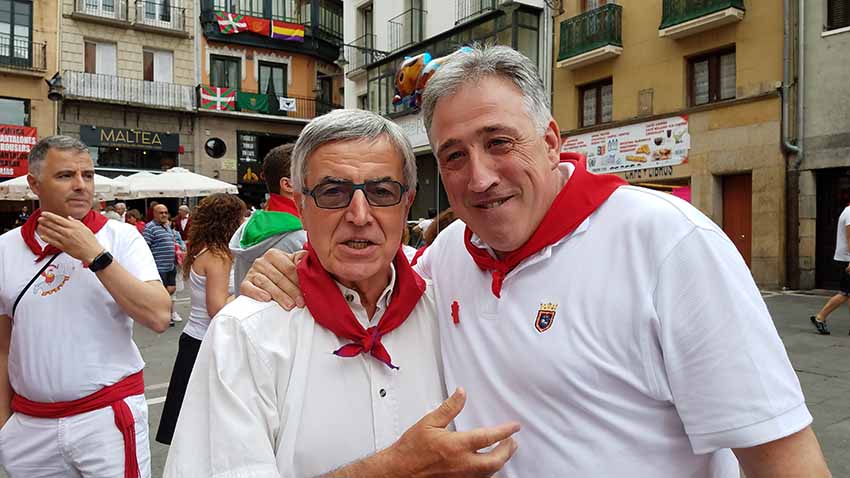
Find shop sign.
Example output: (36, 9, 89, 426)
(237, 132, 263, 185)
(562, 116, 690, 174)
(394, 114, 429, 149)
(80, 125, 179, 152)
(0, 125, 37, 178)
(623, 166, 675, 181)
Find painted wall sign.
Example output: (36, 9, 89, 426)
(80, 125, 180, 152)
(623, 166, 675, 181)
(562, 116, 690, 174)
(0, 125, 37, 178)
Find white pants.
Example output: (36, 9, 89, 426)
(0, 394, 151, 478)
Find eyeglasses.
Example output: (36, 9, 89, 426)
(303, 180, 409, 209)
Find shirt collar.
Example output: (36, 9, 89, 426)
(335, 262, 398, 313)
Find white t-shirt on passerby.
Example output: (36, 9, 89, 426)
(834, 205, 850, 261)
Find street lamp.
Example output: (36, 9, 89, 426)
(334, 45, 348, 67)
(45, 72, 64, 135)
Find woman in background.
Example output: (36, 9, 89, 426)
(156, 193, 245, 445)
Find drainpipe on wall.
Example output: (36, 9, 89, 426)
(782, 0, 804, 289)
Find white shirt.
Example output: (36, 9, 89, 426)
(415, 164, 811, 478)
(164, 268, 445, 478)
(0, 220, 160, 402)
(834, 206, 850, 261)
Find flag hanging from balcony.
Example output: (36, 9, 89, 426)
(245, 16, 271, 36)
(200, 85, 237, 111)
(270, 20, 304, 43)
(278, 97, 297, 112)
(237, 92, 270, 114)
(215, 12, 247, 34)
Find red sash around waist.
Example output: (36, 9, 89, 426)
(11, 371, 145, 478)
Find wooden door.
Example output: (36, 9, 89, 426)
(722, 174, 752, 267)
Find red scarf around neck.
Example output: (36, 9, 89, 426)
(296, 242, 426, 369)
(464, 152, 626, 298)
(267, 193, 300, 216)
(21, 208, 108, 263)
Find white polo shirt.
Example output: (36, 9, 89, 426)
(0, 220, 160, 402)
(834, 205, 850, 262)
(416, 167, 811, 477)
(164, 268, 445, 478)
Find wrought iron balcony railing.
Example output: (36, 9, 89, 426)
(558, 3, 622, 62)
(388, 7, 426, 52)
(455, 0, 496, 25)
(660, 0, 745, 30)
(75, 0, 129, 22)
(342, 34, 387, 74)
(211, 0, 301, 23)
(197, 85, 342, 120)
(135, 1, 187, 32)
(65, 71, 196, 111)
(0, 34, 47, 72)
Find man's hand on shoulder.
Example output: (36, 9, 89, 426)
(37, 211, 103, 264)
(241, 249, 306, 309)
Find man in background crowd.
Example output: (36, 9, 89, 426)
(144, 203, 182, 325)
(173, 205, 191, 241)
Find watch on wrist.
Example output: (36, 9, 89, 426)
(89, 250, 114, 273)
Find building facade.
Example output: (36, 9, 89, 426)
(553, 0, 787, 288)
(195, 0, 344, 206)
(57, 0, 197, 177)
(340, 0, 554, 220)
(796, 0, 850, 290)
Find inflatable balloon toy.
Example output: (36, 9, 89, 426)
(392, 47, 473, 110)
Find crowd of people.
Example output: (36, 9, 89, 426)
(0, 44, 835, 478)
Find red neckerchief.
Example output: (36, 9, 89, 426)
(410, 245, 427, 266)
(267, 193, 300, 216)
(21, 208, 108, 263)
(296, 242, 425, 369)
(464, 152, 626, 298)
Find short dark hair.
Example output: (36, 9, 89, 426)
(263, 143, 295, 195)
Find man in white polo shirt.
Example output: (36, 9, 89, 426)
(243, 46, 831, 477)
(164, 110, 517, 478)
(0, 136, 172, 477)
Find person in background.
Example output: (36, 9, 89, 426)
(146, 200, 159, 222)
(127, 209, 145, 234)
(143, 204, 182, 325)
(156, 193, 244, 446)
(15, 205, 29, 226)
(229, 144, 307, 292)
(422, 208, 457, 246)
(114, 202, 127, 222)
(810, 199, 850, 335)
(102, 206, 122, 222)
(173, 205, 191, 242)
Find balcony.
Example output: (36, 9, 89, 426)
(557, 3, 623, 70)
(64, 71, 196, 111)
(389, 7, 426, 52)
(0, 34, 47, 74)
(341, 34, 387, 79)
(197, 85, 342, 121)
(73, 0, 129, 25)
(455, 0, 496, 25)
(134, 1, 188, 36)
(659, 0, 745, 38)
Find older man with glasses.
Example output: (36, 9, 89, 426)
(163, 109, 517, 478)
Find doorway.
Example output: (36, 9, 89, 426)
(722, 173, 752, 267)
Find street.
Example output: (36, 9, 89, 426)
(3, 289, 850, 477)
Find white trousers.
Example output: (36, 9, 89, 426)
(0, 394, 151, 478)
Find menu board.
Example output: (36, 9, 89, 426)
(237, 132, 263, 185)
(562, 116, 690, 174)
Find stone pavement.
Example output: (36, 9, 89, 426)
(2, 290, 849, 477)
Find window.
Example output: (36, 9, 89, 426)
(205, 138, 226, 158)
(579, 79, 612, 128)
(827, 0, 850, 31)
(317, 0, 343, 40)
(143, 0, 171, 22)
(259, 61, 286, 96)
(357, 94, 368, 110)
(84, 41, 116, 76)
(143, 49, 173, 82)
(210, 55, 240, 90)
(0, 0, 32, 65)
(0, 97, 28, 125)
(360, 2, 373, 40)
(689, 48, 735, 106)
(582, 0, 607, 12)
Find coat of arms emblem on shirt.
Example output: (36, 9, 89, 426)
(32, 262, 75, 297)
(535, 302, 557, 333)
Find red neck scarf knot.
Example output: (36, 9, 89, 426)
(21, 208, 108, 263)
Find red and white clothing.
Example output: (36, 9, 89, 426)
(164, 268, 445, 478)
(415, 162, 811, 478)
(0, 219, 160, 476)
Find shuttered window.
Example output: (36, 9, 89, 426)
(827, 0, 850, 31)
(580, 79, 613, 128)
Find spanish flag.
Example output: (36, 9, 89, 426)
(270, 20, 304, 43)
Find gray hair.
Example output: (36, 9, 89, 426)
(28, 135, 90, 177)
(291, 109, 417, 193)
(421, 44, 551, 140)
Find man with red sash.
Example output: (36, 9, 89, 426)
(164, 110, 517, 478)
(229, 143, 307, 292)
(0, 136, 172, 477)
(243, 46, 831, 477)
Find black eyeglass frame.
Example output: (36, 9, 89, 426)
(302, 179, 410, 209)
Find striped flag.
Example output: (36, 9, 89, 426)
(270, 20, 304, 42)
(200, 85, 236, 111)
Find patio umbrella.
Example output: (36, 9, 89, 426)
(0, 174, 125, 201)
(116, 167, 238, 199)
